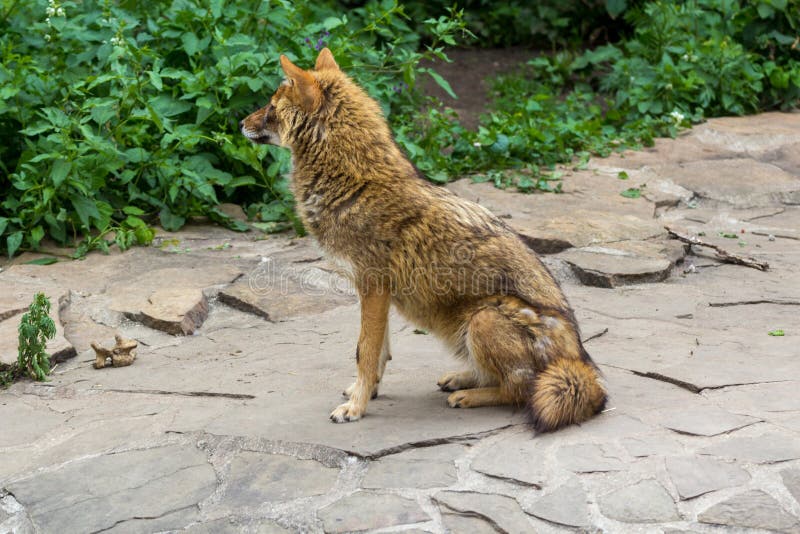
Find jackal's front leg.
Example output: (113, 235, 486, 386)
(330, 287, 390, 423)
(343, 326, 390, 399)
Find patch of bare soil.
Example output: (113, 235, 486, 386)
(419, 46, 537, 129)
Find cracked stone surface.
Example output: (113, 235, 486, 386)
(2, 113, 800, 533)
(665, 455, 750, 499)
(523, 479, 590, 528)
(433, 491, 535, 533)
(698, 490, 800, 532)
(700, 433, 800, 464)
(6, 443, 216, 533)
(221, 452, 339, 505)
(317, 492, 428, 533)
(653, 404, 760, 436)
(598, 479, 679, 523)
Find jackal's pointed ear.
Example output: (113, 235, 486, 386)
(315, 48, 339, 71)
(280, 54, 321, 111)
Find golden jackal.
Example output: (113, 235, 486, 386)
(240, 49, 607, 431)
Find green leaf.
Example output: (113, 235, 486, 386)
(25, 257, 58, 265)
(181, 32, 201, 56)
(718, 232, 738, 239)
(757, 3, 775, 18)
(617, 171, 629, 180)
(122, 206, 145, 216)
(30, 226, 45, 248)
(0, 217, 8, 237)
(50, 160, 71, 188)
(124, 215, 146, 228)
(159, 207, 185, 232)
(323, 17, 344, 30)
(620, 188, 641, 198)
(606, 0, 627, 18)
(150, 95, 192, 117)
(7, 232, 23, 257)
(768, 329, 785, 336)
(148, 70, 163, 90)
(70, 195, 100, 229)
(422, 68, 457, 99)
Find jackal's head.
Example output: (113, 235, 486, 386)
(239, 48, 388, 153)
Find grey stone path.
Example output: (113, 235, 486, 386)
(1, 113, 800, 533)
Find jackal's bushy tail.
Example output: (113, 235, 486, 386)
(529, 358, 607, 432)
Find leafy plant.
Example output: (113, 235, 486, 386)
(0, 0, 468, 257)
(0, 292, 56, 387)
(399, 0, 798, 190)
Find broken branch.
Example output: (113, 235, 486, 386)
(664, 226, 769, 271)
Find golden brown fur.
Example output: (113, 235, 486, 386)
(240, 49, 607, 431)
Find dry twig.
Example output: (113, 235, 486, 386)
(665, 226, 769, 271)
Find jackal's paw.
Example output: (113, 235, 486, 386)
(342, 382, 379, 399)
(447, 390, 473, 408)
(437, 371, 475, 392)
(330, 401, 365, 423)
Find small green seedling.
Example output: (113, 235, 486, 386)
(620, 188, 641, 198)
(17, 293, 56, 381)
(1, 293, 56, 387)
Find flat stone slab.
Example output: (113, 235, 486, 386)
(782, 468, 800, 506)
(665, 455, 750, 500)
(598, 479, 679, 523)
(434, 490, 534, 533)
(703, 381, 800, 415)
(556, 443, 624, 473)
(692, 112, 800, 155)
(524, 479, 590, 528)
(517, 211, 665, 254)
(652, 159, 800, 208)
(654, 404, 759, 436)
(700, 433, 800, 464)
(218, 261, 355, 322)
(698, 490, 800, 532)
(440, 512, 498, 534)
(471, 430, 545, 487)
(6, 444, 216, 533)
(318, 492, 428, 533)
(621, 434, 685, 458)
(130, 288, 209, 335)
(362, 457, 457, 489)
(557, 240, 681, 287)
(184, 517, 291, 533)
(104, 263, 242, 334)
(446, 175, 661, 254)
(220, 451, 339, 505)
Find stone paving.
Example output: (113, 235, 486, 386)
(1, 112, 800, 533)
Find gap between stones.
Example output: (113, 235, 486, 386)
(628, 369, 792, 395)
(708, 299, 800, 307)
(97, 388, 255, 400)
(88, 504, 198, 534)
(433, 498, 507, 533)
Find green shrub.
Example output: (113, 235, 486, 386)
(0, 0, 467, 256)
(401, 0, 799, 189)
(401, 0, 634, 48)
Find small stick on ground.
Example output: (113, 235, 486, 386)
(664, 226, 769, 271)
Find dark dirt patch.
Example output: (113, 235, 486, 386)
(420, 47, 537, 130)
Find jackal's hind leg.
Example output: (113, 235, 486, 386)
(447, 387, 514, 408)
(437, 370, 479, 392)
